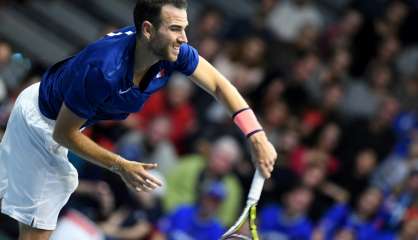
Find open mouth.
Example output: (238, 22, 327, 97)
(173, 46, 180, 54)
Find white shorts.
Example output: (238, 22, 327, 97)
(0, 82, 78, 230)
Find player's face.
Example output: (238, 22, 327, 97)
(150, 5, 188, 61)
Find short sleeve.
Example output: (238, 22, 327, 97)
(63, 65, 111, 119)
(174, 43, 199, 76)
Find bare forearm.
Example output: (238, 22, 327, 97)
(192, 57, 249, 114)
(54, 130, 121, 172)
(213, 76, 250, 114)
(53, 103, 162, 191)
(192, 56, 277, 178)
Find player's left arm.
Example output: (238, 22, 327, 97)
(191, 56, 277, 178)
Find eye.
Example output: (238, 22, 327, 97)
(169, 25, 186, 32)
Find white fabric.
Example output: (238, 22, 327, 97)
(0, 82, 78, 230)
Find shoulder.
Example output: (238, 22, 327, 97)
(72, 26, 136, 80)
(169, 43, 200, 76)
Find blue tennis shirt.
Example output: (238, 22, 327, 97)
(38, 26, 199, 127)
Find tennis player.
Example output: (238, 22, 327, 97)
(0, 0, 277, 239)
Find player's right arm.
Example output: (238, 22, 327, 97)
(52, 103, 162, 192)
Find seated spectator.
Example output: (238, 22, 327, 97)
(0, 41, 31, 93)
(315, 187, 385, 240)
(99, 170, 166, 240)
(160, 180, 225, 240)
(116, 115, 178, 176)
(126, 73, 196, 154)
(382, 170, 418, 230)
(338, 96, 399, 170)
(372, 140, 418, 192)
(379, 208, 418, 240)
(70, 180, 115, 223)
(163, 136, 243, 226)
(265, 0, 323, 43)
(332, 148, 377, 204)
(213, 35, 267, 95)
(290, 122, 341, 176)
(301, 162, 348, 222)
(259, 184, 314, 240)
(341, 64, 395, 120)
(319, 9, 363, 54)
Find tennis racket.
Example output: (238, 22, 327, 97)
(221, 169, 265, 240)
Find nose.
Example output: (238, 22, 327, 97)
(178, 30, 188, 44)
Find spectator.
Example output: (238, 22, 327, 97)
(320, 9, 363, 55)
(338, 96, 399, 170)
(372, 140, 418, 192)
(1, 1, 418, 239)
(290, 122, 341, 176)
(213, 35, 267, 95)
(129, 73, 197, 154)
(116, 115, 178, 176)
(259, 184, 314, 240)
(379, 210, 418, 240)
(99, 170, 166, 240)
(0, 41, 30, 92)
(382, 170, 418, 230)
(163, 136, 243, 226)
(332, 148, 377, 203)
(341, 64, 394, 119)
(160, 180, 225, 240)
(266, 0, 323, 43)
(315, 187, 385, 240)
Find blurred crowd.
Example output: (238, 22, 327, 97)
(1, 0, 418, 239)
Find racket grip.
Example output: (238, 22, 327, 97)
(247, 169, 265, 205)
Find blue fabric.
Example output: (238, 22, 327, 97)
(39, 26, 199, 127)
(161, 205, 224, 240)
(376, 232, 397, 240)
(259, 204, 313, 240)
(318, 204, 382, 240)
(392, 111, 418, 156)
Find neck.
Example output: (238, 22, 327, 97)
(131, 37, 161, 86)
(134, 37, 160, 71)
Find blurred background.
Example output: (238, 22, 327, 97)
(1, 0, 418, 239)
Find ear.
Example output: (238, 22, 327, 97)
(142, 21, 154, 40)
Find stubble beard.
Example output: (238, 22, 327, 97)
(149, 37, 171, 61)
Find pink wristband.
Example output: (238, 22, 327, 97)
(233, 108, 263, 138)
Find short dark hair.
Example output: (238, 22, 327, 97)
(134, 0, 188, 31)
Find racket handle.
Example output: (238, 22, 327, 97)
(247, 169, 265, 205)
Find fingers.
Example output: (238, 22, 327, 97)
(260, 166, 271, 179)
(131, 176, 159, 192)
(142, 163, 158, 170)
(258, 147, 277, 179)
(268, 163, 274, 173)
(122, 163, 164, 192)
(141, 171, 163, 187)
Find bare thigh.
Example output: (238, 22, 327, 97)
(19, 223, 53, 240)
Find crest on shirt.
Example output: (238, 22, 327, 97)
(156, 69, 166, 78)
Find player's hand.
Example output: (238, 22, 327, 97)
(117, 159, 163, 192)
(248, 131, 277, 178)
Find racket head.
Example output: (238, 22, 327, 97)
(222, 233, 252, 240)
(221, 204, 259, 240)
